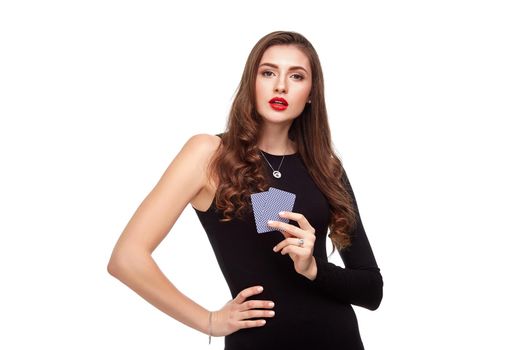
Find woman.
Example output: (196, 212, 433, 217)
(107, 30, 383, 349)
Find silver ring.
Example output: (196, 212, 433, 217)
(298, 238, 304, 247)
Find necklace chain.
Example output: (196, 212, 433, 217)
(259, 145, 289, 179)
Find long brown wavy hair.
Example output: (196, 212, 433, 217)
(206, 30, 358, 256)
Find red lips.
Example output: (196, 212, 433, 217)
(269, 97, 288, 111)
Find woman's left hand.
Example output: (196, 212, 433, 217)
(268, 211, 317, 279)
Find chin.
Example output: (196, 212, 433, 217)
(260, 108, 301, 122)
(262, 117, 298, 126)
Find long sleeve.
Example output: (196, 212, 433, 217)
(306, 168, 383, 310)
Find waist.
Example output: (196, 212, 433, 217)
(225, 301, 363, 349)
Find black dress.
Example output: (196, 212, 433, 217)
(192, 141, 383, 350)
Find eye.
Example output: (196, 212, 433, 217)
(261, 70, 305, 81)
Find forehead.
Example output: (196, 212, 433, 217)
(259, 45, 311, 72)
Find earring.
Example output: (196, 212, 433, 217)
(308, 100, 311, 104)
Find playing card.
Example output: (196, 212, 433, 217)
(250, 190, 271, 233)
(266, 188, 296, 232)
(250, 187, 296, 233)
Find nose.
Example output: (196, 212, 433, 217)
(274, 75, 287, 94)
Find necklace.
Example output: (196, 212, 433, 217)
(259, 146, 289, 179)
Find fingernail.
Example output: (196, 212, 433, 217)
(258, 286, 263, 292)
(267, 220, 273, 224)
(279, 211, 285, 215)
(269, 302, 274, 307)
(272, 246, 277, 252)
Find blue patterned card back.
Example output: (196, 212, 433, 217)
(250, 190, 270, 233)
(250, 187, 296, 234)
(266, 188, 296, 233)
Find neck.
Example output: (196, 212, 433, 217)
(257, 130, 296, 155)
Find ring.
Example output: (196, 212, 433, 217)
(298, 238, 304, 247)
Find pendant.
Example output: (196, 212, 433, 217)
(273, 170, 282, 178)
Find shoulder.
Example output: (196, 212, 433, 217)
(179, 133, 222, 194)
(181, 133, 222, 160)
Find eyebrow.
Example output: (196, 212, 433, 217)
(259, 62, 308, 74)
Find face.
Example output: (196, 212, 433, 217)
(255, 45, 312, 125)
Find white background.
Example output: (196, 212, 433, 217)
(1, 1, 524, 349)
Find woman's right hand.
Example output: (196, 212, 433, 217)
(210, 285, 275, 337)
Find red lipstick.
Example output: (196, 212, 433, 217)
(269, 97, 288, 111)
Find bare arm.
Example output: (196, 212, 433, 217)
(107, 133, 220, 334)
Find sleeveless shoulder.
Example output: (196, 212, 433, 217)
(185, 133, 222, 154)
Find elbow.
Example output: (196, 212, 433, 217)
(107, 250, 130, 278)
(107, 248, 150, 278)
(107, 257, 121, 277)
(343, 270, 384, 310)
(366, 272, 383, 311)
(107, 259, 119, 277)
